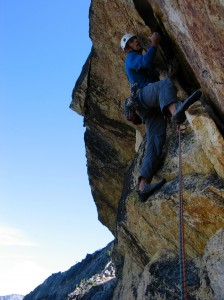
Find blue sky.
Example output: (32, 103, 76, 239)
(0, 0, 113, 296)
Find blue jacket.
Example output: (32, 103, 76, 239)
(125, 46, 159, 92)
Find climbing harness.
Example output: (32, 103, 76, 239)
(178, 125, 188, 300)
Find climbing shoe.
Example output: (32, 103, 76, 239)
(172, 90, 202, 124)
(138, 178, 166, 202)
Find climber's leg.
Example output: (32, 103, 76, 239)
(139, 78, 178, 115)
(138, 110, 166, 201)
(138, 78, 202, 124)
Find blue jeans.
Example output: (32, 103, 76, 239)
(136, 78, 177, 181)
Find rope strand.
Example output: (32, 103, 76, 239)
(178, 125, 188, 300)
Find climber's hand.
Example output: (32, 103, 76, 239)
(149, 32, 161, 46)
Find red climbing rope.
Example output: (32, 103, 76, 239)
(178, 125, 188, 300)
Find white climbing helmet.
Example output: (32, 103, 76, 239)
(120, 33, 136, 51)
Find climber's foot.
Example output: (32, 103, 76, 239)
(172, 90, 202, 124)
(138, 178, 166, 202)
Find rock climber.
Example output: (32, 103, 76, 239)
(120, 32, 202, 202)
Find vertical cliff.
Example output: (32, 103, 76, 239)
(71, 0, 224, 299)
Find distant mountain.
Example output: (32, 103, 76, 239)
(0, 295, 24, 300)
(23, 241, 116, 300)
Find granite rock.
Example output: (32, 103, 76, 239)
(71, 0, 224, 299)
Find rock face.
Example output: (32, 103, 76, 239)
(71, 0, 224, 299)
(204, 228, 224, 300)
(68, 261, 116, 300)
